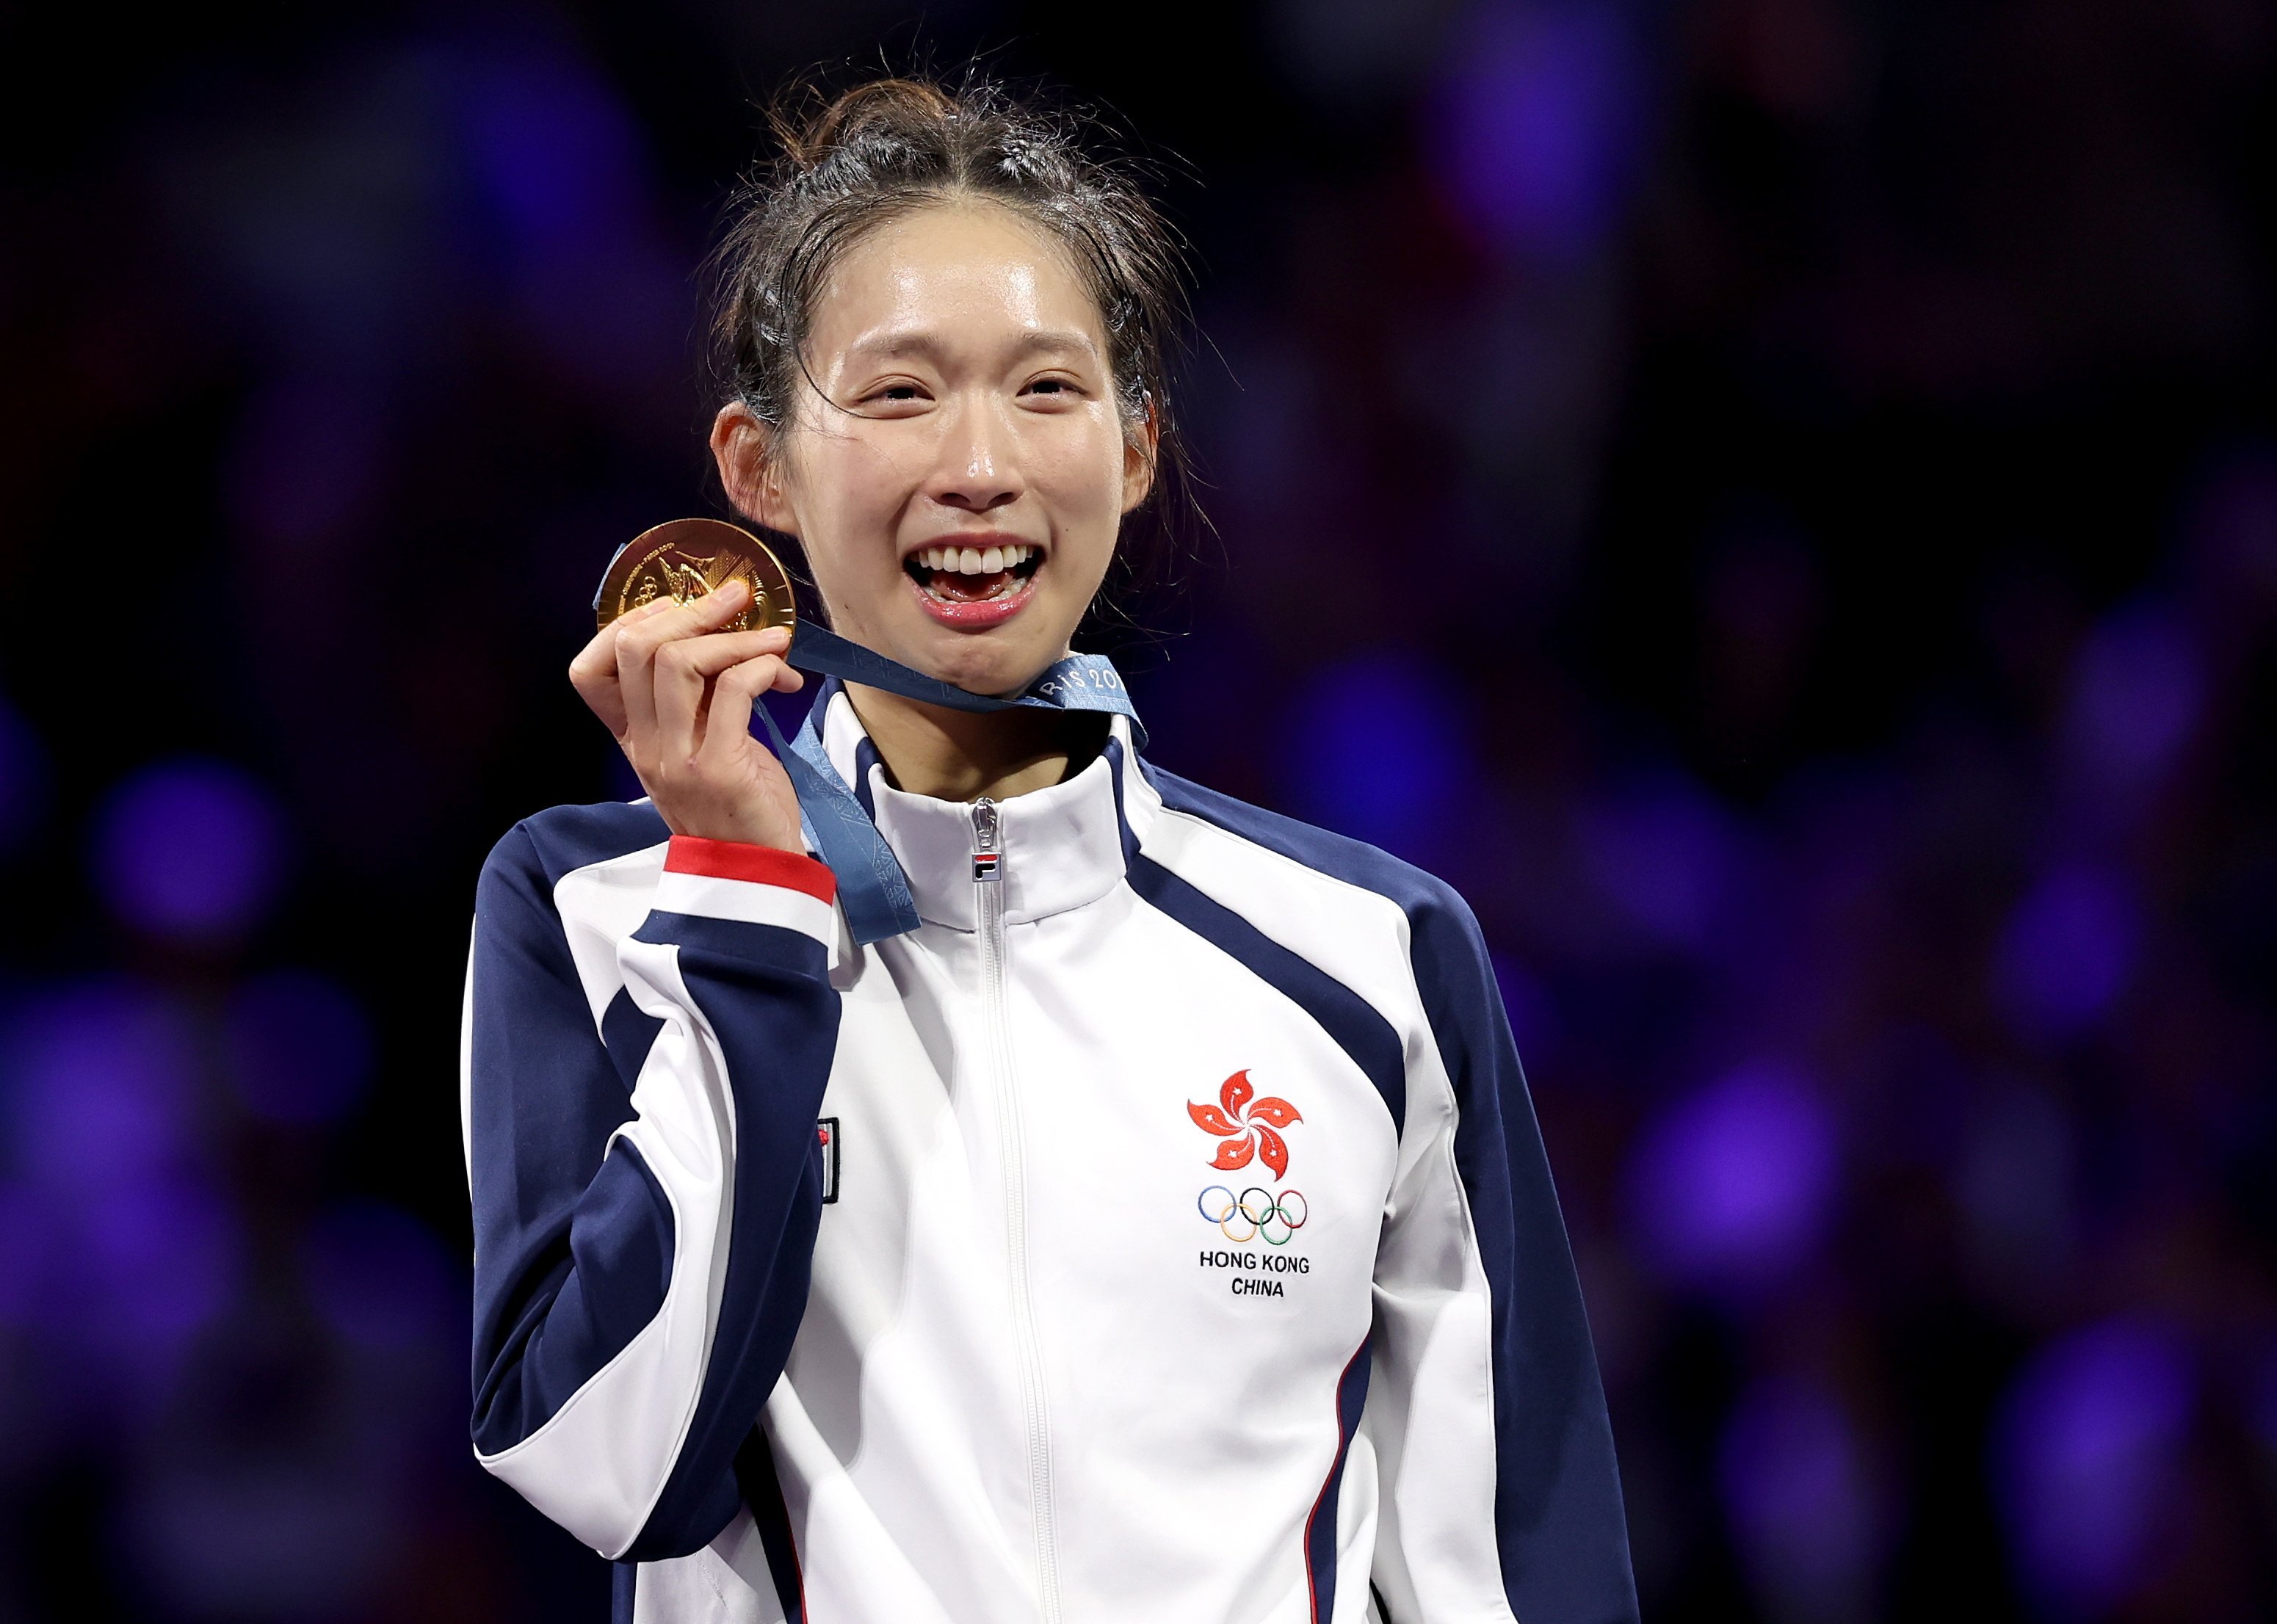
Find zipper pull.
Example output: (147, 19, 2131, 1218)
(970, 797, 1002, 882)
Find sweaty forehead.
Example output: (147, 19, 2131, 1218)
(809, 201, 1106, 363)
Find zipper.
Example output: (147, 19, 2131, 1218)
(972, 798, 1062, 1622)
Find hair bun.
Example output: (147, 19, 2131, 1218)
(774, 78, 965, 170)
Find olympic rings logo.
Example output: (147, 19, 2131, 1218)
(1198, 1185, 1309, 1246)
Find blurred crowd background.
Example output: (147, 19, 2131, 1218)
(2, 0, 2273, 1618)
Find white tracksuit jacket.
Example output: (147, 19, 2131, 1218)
(463, 681, 1637, 1623)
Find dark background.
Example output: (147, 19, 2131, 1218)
(2, 0, 2273, 1618)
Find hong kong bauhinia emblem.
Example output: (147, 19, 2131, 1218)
(1187, 1069, 1303, 1181)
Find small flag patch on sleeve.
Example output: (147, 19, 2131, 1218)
(817, 1117, 840, 1204)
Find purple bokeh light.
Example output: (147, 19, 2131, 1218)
(463, 55, 640, 253)
(2060, 600, 2205, 802)
(0, 1183, 51, 1327)
(224, 969, 374, 1126)
(460, 53, 681, 388)
(1718, 1377, 1880, 1622)
(1580, 772, 1738, 950)
(92, 759, 286, 947)
(1427, 0, 1644, 258)
(77, 1175, 236, 1360)
(7, 980, 198, 1196)
(1992, 866, 2137, 1045)
(1627, 1062, 1839, 1291)
(2, 981, 234, 1372)
(1993, 1319, 2194, 1616)
(1286, 651, 1469, 857)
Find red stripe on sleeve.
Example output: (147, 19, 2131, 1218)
(664, 837, 837, 903)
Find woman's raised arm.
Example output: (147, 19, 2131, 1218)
(462, 755, 841, 1561)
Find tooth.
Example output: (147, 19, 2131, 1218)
(959, 548, 982, 574)
(1006, 545, 1026, 567)
(925, 548, 944, 570)
(980, 546, 1004, 573)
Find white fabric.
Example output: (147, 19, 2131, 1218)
(654, 869, 837, 944)
(518, 695, 1514, 1620)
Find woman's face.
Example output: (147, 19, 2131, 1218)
(717, 201, 1153, 697)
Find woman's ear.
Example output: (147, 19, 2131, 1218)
(711, 402, 797, 534)
(1121, 394, 1159, 515)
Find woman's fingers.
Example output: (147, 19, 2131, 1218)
(614, 580, 754, 761)
(573, 580, 809, 849)
(651, 623, 796, 758)
(568, 607, 661, 739)
(695, 653, 808, 850)
(573, 590, 712, 741)
(701, 653, 786, 756)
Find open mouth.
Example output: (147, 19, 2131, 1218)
(903, 541, 1044, 606)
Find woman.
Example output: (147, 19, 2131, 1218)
(463, 76, 1636, 1624)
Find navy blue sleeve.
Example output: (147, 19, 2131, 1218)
(464, 814, 841, 1562)
(1410, 885, 1640, 1624)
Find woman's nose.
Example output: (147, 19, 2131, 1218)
(925, 400, 1024, 512)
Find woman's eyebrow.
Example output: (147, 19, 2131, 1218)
(841, 327, 1101, 367)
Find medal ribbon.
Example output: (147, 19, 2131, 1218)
(745, 621, 1144, 945)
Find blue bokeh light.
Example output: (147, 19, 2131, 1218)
(1285, 651, 1470, 857)
(1718, 1377, 1880, 1620)
(7, 980, 198, 1197)
(1580, 772, 1739, 950)
(2060, 600, 2205, 802)
(1627, 1062, 1839, 1291)
(1993, 866, 2138, 1045)
(92, 760, 287, 947)
(1993, 1319, 2195, 1615)
(1427, 0, 1644, 258)
(1, 980, 234, 1368)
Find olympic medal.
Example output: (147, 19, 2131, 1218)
(595, 518, 796, 634)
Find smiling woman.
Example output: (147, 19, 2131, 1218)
(462, 70, 1637, 1624)
(720, 201, 1147, 706)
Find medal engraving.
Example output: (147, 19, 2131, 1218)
(595, 518, 797, 634)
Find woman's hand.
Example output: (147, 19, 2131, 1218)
(568, 580, 808, 853)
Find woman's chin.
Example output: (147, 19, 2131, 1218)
(870, 617, 1061, 700)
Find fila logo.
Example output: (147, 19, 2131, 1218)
(971, 850, 1001, 882)
(817, 1117, 840, 1204)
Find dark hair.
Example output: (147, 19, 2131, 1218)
(710, 70, 1201, 599)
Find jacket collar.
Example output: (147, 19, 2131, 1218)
(816, 683, 1134, 932)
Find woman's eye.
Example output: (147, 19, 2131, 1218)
(1023, 376, 1080, 399)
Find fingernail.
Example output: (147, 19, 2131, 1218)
(714, 579, 749, 606)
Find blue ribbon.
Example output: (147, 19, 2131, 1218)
(750, 621, 1143, 945)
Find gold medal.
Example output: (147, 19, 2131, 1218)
(595, 518, 797, 634)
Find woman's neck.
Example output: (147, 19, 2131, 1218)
(843, 683, 1104, 802)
